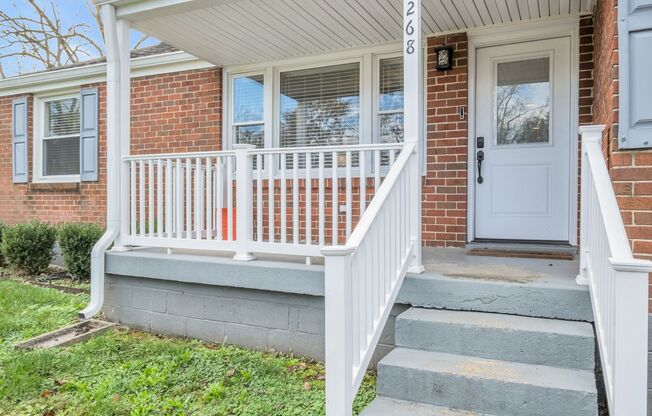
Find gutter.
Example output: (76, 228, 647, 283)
(79, 4, 122, 319)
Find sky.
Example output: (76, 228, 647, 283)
(1, 0, 159, 78)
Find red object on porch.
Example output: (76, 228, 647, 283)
(221, 208, 236, 240)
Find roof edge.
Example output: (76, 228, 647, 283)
(0, 50, 217, 97)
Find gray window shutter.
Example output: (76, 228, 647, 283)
(80, 87, 99, 181)
(12, 97, 28, 183)
(618, 0, 652, 149)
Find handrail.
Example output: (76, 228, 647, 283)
(249, 142, 403, 155)
(123, 149, 236, 161)
(322, 141, 418, 416)
(346, 142, 416, 249)
(578, 125, 652, 416)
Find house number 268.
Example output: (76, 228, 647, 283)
(405, 1, 415, 55)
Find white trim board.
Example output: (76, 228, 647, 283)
(0, 51, 216, 97)
(466, 16, 581, 246)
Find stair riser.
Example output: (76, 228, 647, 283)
(396, 318, 595, 371)
(398, 277, 593, 321)
(377, 364, 598, 416)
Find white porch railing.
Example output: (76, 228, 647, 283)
(322, 141, 418, 416)
(121, 143, 403, 259)
(578, 125, 652, 416)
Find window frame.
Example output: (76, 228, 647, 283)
(224, 44, 403, 153)
(274, 56, 365, 149)
(230, 71, 267, 148)
(373, 52, 405, 145)
(33, 91, 81, 183)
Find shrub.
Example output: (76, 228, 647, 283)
(1, 221, 56, 275)
(0, 222, 6, 266)
(58, 223, 103, 279)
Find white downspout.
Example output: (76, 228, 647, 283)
(79, 4, 121, 319)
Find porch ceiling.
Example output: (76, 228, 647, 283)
(108, 0, 594, 66)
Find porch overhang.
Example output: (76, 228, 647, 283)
(95, 0, 594, 67)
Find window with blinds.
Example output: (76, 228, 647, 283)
(233, 74, 265, 148)
(43, 97, 80, 176)
(280, 63, 360, 149)
(378, 57, 404, 144)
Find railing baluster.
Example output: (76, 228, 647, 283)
(148, 160, 154, 237)
(268, 154, 274, 243)
(360, 150, 367, 215)
(281, 153, 287, 244)
(332, 151, 338, 245)
(257, 155, 263, 242)
(185, 158, 192, 239)
(319, 152, 325, 246)
(215, 157, 223, 241)
(130, 160, 136, 236)
(139, 160, 145, 236)
(306, 152, 312, 245)
(165, 159, 172, 238)
(374, 149, 381, 193)
(156, 159, 163, 237)
(345, 151, 352, 239)
(206, 157, 212, 240)
(176, 158, 184, 239)
(227, 156, 234, 241)
(293, 153, 299, 245)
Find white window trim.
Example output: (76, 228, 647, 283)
(33, 91, 81, 183)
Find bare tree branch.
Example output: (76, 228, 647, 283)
(0, 0, 106, 76)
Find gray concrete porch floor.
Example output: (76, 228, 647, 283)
(114, 245, 581, 289)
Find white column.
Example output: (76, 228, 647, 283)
(113, 17, 132, 250)
(404, 0, 424, 273)
(233, 144, 256, 261)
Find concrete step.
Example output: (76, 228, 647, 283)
(377, 348, 598, 416)
(396, 308, 595, 370)
(360, 397, 495, 416)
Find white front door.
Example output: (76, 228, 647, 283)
(474, 37, 572, 242)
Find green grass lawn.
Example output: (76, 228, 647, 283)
(0, 278, 376, 415)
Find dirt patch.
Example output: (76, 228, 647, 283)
(428, 263, 542, 283)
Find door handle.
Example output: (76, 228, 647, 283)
(477, 150, 484, 184)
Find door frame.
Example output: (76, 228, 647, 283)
(466, 16, 581, 246)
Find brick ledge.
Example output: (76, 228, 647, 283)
(29, 182, 81, 191)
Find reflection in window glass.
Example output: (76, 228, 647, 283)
(496, 57, 550, 145)
(235, 124, 264, 148)
(379, 57, 404, 143)
(234, 75, 264, 123)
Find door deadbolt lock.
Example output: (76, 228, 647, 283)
(476, 136, 484, 149)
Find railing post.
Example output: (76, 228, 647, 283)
(611, 262, 649, 416)
(576, 125, 605, 285)
(233, 144, 256, 261)
(403, 0, 424, 273)
(322, 246, 354, 416)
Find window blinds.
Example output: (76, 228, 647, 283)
(45, 98, 80, 137)
(280, 62, 360, 148)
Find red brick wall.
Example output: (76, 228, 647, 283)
(0, 67, 222, 227)
(592, 0, 652, 309)
(424, 33, 469, 247)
